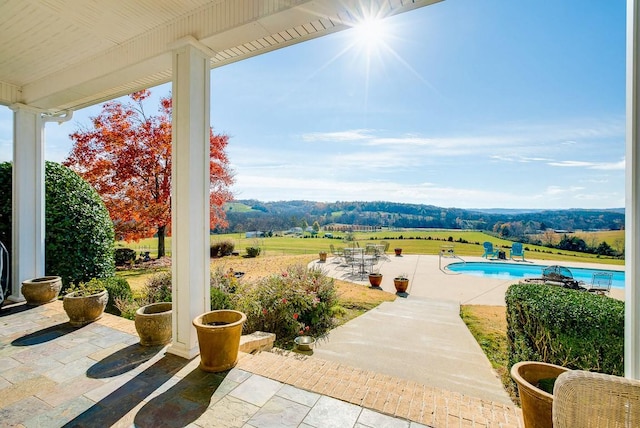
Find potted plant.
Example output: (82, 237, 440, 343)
(394, 248, 403, 256)
(318, 251, 327, 262)
(368, 271, 383, 288)
(135, 302, 172, 346)
(510, 361, 569, 428)
(393, 274, 409, 295)
(21, 275, 62, 305)
(63, 279, 109, 326)
(192, 309, 246, 372)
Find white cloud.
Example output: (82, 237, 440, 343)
(301, 129, 373, 142)
(547, 158, 625, 170)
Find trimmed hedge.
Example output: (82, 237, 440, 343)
(210, 240, 234, 258)
(114, 248, 137, 266)
(245, 246, 261, 258)
(506, 283, 624, 376)
(0, 162, 115, 290)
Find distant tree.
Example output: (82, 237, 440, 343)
(558, 235, 588, 252)
(596, 241, 615, 256)
(301, 219, 309, 230)
(65, 90, 234, 258)
(312, 221, 320, 233)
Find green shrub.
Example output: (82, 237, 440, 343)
(0, 162, 115, 292)
(220, 240, 235, 256)
(245, 246, 261, 258)
(210, 287, 232, 310)
(65, 278, 108, 297)
(102, 276, 133, 315)
(145, 271, 172, 303)
(506, 283, 624, 376)
(210, 240, 235, 258)
(114, 248, 137, 266)
(231, 264, 337, 347)
(45, 162, 115, 289)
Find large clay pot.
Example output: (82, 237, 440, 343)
(511, 361, 569, 428)
(394, 248, 403, 256)
(135, 302, 172, 346)
(193, 310, 246, 372)
(21, 276, 62, 305)
(368, 273, 383, 288)
(319, 252, 327, 262)
(63, 289, 108, 327)
(394, 278, 409, 294)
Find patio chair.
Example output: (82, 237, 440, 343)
(342, 248, 358, 275)
(329, 244, 343, 260)
(553, 370, 640, 428)
(583, 271, 613, 295)
(509, 242, 525, 261)
(482, 242, 500, 259)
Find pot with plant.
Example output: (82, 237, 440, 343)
(63, 278, 109, 326)
(394, 248, 403, 256)
(318, 251, 327, 262)
(393, 274, 409, 295)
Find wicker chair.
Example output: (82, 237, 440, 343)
(553, 370, 640, 428)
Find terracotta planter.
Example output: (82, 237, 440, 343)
(63, 289, 108, 327)
(393, 278, 409, 293)
(368, 273, 383, 287)
(135, 302, 172, 346)
(394, 248, 402, 256)
(21, 276, 62, 305)
(193, 310, 246, 372)
(319, 252, 327, 262)
(511, 361, 569, 428)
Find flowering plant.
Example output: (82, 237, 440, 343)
(232, 264, 337, 347)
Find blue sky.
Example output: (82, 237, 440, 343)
(0, 0, 626, 209)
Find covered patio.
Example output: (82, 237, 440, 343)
(1, 0, 640, 426)
(0, 0, 441, 360)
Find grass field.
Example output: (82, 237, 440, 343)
(119, 229, 625, 266)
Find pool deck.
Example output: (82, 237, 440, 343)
(314, 254, 625, 304)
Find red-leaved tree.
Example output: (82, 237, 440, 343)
(64, 90, 234, 258)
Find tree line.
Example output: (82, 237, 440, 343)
(220, 200, 624, 237)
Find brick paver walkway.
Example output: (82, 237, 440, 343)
(237, 350, 522, 428)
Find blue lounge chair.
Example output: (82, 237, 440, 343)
(482, 242, 500, 259)
(509, 242, 525, 261)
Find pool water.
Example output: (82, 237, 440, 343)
(446, 262, 625, 289)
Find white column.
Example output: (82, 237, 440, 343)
(9, 104, 45, 301)
(626, 0, 640, 379)
(167, 38, 213, 359)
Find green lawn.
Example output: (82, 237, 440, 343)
(117, 229, 624, 266)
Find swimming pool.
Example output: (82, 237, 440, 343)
(445, 262, 625, 289)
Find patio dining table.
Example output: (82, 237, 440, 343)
(351, 254, 377, 279)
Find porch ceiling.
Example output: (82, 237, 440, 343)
(0, 0, 441, 114)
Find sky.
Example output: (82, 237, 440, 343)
(0, 0, 627, 209)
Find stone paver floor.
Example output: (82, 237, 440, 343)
(0, 300, 522, 427)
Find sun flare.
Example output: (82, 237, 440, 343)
(352, 17, 389, 52)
